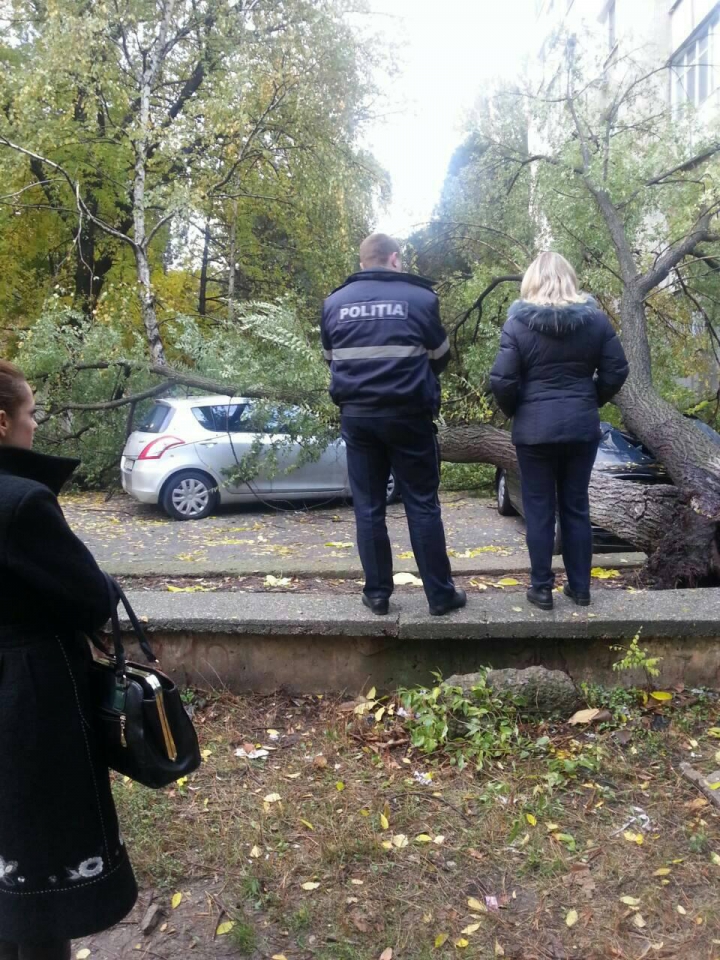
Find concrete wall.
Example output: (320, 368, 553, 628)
(126, 629, 720, 695)
(116, 589, 720, 695)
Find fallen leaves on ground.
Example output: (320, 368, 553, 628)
(393, 572, 423, 586)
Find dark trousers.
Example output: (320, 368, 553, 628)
(0, 942, 70, 960)
(341, 415, 455, 608)
(515, 441, 598, 594)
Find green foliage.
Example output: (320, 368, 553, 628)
(440, 462, 496, 493)
(16, 298, 342, 485)
(15, 303, 153, 485)
(611, 631, 663, 684)
(398, 670, 524, 771)
(228, 918, 258, 953)
(580, 681, 640, 721)
(0, 0, 386, 360)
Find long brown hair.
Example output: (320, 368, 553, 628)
(0, 360, 29, 416)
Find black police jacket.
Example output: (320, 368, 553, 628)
(489, 298, 629, 445)
(321, 269, 451, 417)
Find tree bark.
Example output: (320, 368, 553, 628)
(198, 222, 211, 317)
(132, 70, 166, 366)
(227, 201, 237, 322)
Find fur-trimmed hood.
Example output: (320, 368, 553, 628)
(508, 297, 599, 338)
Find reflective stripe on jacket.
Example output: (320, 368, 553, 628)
(321, 269, 450, 416)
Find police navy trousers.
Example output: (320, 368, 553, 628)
(515, 441, 599, 595)
(341, 415, 456, 609)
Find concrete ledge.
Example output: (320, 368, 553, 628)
(113, 588, 720, 695)
(106, 552, 646, 579)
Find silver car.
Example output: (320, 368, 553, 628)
(121, 396, 397, 520)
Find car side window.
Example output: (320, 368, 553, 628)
(192, 404, 248, 432)
(192, 406, 217, 431)
(226, 404, 249, 432)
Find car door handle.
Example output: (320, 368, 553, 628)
(200, 441, 218, 448)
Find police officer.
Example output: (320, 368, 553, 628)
(321, 233, 466, 617)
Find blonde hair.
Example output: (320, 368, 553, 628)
(520, 252, 588, 306)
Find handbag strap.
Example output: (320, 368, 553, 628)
(99, 574, 159, 677)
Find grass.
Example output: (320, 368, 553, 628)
(228, 919, 258, 953)
(113, 685, 720, 959)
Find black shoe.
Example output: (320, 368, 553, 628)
(563, 584, 591, 606)
(527, 586, 553, 611)
(362, 594, 389, 616)
(429, 588, 467, 617)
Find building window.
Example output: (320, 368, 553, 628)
(672, 11, 719, 109)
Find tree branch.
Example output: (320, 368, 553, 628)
(638, 211, 718, 296)
(37, 382, 170, 422)
(645, 142, 720, 186)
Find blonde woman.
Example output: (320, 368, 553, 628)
(490, 252, 628, 611)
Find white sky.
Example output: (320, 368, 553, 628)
(359, 0, 535, 238)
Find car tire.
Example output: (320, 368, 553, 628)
(496, 470, 518, 516)
(161, 470, 219, 521)
(386, 472, 400, 505)
(553, 519, 562, 555)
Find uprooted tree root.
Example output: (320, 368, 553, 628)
(642, 506, 720, 589)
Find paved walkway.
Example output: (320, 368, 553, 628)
(62, 491, 643, 576)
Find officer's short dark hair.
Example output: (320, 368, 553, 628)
(359, 233, 401, 268)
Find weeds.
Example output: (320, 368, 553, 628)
(398, 669, 523, 769)
(611, 628, 663, 682)
(228, 918, 257, 953)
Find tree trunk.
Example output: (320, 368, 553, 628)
(198, 222, 211, 317)
(132, 66, 166, 365)
(129, 3, 178, 367)
(227, 201, 237, 322)
(612, 286, 720, 585)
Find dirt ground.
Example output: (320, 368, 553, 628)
(76, 687, 720, 960)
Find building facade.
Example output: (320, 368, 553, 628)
(536, 0, 720, 114)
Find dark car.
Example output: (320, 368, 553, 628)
(494, 422, 671, 553)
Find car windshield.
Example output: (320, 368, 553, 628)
(138, 403, 173, 433)
(192, 404, 248, 432)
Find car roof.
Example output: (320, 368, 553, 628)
(155, 395, 253, 408)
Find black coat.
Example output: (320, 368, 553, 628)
(321, 269, 451, 417)
(489, 298, 629, 446)
(0, 447, 137, 943)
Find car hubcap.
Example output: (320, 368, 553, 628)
(172, 479, 210, 517)
(498, 474, 506, 507)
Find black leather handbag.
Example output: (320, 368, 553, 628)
(90, 576, 201, 789)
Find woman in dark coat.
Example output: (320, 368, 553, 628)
(490, 252, 629, 611)
(0, 361, 137, 959)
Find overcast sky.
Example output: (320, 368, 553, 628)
(358, 0, 535, 238)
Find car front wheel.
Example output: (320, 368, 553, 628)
(496, 470, 518, 516)
(386, 472, 400, 504)
(162, 470, 219, 521)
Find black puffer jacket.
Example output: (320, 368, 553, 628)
(490, 298, 629, 445)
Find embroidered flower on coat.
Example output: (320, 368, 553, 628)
(67, 857, 104, 881)
(0, 858, 17, 884)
